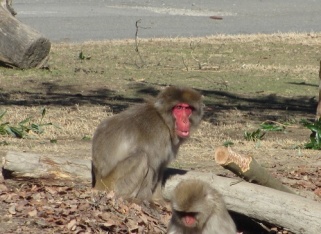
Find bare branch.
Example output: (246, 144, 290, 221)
(134, 19, 145, 68)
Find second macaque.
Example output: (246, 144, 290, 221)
(168, 179, 237, 234)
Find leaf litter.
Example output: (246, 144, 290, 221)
(0, 175, 171, 234)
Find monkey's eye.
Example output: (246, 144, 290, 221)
(175, 211, 198, 218)
(173, 104, 194, 111)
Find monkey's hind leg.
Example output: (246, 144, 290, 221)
(99, 153, 154, 200)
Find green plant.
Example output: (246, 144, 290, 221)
(300, 119, 321, 150)
(78, 51, 91, 60)
(244, 129, 265, 141)
(0, 141, 9, 146)
(223, 141, 234, 147)
(82, 135, 91, 141)
(260, 122, 285, 132)
(243, 121, 287, 142)
(50, 139, 58, 144)
(0, 108, 55, 139)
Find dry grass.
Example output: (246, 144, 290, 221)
(0, 105, 108, 158)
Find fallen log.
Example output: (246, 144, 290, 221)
(214, 146, 295, 194)
(2, 151, 321, 234)
(0, 0, 51, 68)
(2, 151, 91, 181)
(163, 170, 321, 234)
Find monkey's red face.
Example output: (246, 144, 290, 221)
(172, 103, 193, 138)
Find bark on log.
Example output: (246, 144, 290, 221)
(0, 0, 51, 68)
(2, 151, 91, 181)
(2, 151, 321, 234)
(214, 146, 295, 194)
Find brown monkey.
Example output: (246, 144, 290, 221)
(168, 179, 237, 234)
(91, 86, 203, 201)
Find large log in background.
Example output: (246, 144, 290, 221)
(2, 151, 321, 234)
(0, 0, 51, 68)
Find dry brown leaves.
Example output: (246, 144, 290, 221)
(0, 177, 171, 234)
(287, 166, 321, 198)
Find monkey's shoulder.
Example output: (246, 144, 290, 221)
(97, 104, 169, 137)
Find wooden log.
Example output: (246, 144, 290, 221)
(2, 151, 91, 181)
(2, 151, 321, 234)
(214, 146, 295, 194)
(163, 170, 321, 234)
(0, 0, 51, 68)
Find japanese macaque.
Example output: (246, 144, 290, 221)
(91, 86, 203, 201)
(168, 179, 237, 234)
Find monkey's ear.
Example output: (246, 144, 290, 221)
(154, 99, 164, 112)
(154, 96, 174, 112)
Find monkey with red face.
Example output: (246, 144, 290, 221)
(91, 86, 203, 201)
(168, 179, 237, 234)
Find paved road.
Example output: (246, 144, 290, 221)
(14, 0, 321, 42)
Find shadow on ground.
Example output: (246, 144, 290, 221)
(0, 81, 317, 121)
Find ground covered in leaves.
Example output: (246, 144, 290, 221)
(0, 177, 171, 234)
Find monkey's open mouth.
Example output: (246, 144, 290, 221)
(176, 129, 190, 138)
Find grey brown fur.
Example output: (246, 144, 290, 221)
(168, 179, 237, 234)
(91, 86, 203, 201)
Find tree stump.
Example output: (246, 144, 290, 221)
(0, 0, 51, 68)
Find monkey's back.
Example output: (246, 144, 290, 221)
(92, 102, 175, 178)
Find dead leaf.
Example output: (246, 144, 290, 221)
(139, 213, 148, 224)
(45, 187, 57, 195)
(106, 190, 115, 199)
(15, 201, 28, 212)
(0, 184, 8, 191)
(78, 202, 89, 211)
(8, 205, 16, 215)
(314, 187, 321, 198)
(129, 203, 142, 212)
(99, 212, 112, 221)
(126, 219, 139, 232)
(67, 219, 77, 230)
(28, 209, 37, 217)
(31, 193, 42, 201)
(101, 221, 116, 228)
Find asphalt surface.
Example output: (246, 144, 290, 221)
(13, 0, 321, 42)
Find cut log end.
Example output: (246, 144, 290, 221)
(1, 0, 16, 16)
(214, 146, 252, 172)
(214, 146, 229, 164)
(0, 2, 51, 69)
(20, 37, 51, 68)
